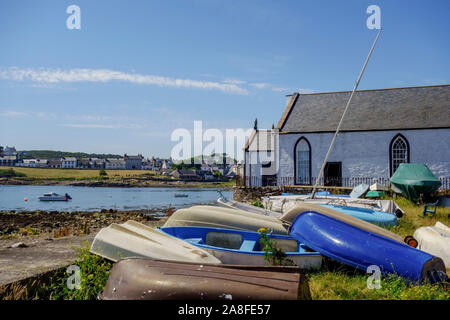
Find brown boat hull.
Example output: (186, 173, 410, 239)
(100, 258, 311, 300)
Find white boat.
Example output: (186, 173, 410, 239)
(38, 192, 72, 201)
(262, 195, 404, 217)
(217, 196, 281, 218)
(90, 220, 221, 263)
(414, 222, 450, 269)
(164, 205, 289, 235)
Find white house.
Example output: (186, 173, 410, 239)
(244, 84, 450, 187)
(61, 157, 77, 168)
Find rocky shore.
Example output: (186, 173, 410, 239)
(0, 209, 166, 240)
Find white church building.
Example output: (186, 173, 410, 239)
(244, 84, 450, 187)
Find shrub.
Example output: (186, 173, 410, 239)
(0, 168, 26, 178)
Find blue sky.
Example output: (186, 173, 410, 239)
(0, 0, 448, 158)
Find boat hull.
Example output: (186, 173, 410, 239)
(319, 204, 398, 227)
(281, 203, 404, 243)
(414, 222, 450, 269)
(99, 258, 311, 300)
(164, 205, 288, 235)
(38, 197, 69, 201)
(289, 210, 447, 283)
(217, 197, 281, 217)
(90, 220, 221, 264)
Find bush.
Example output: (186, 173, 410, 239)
(0, 168, 26, 178)
(98, 169, 107, 176)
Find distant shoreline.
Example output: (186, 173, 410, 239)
(0, 177, 234, 189)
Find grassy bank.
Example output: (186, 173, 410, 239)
(0, 166, 158, 180)
(0, 166, 235, 188)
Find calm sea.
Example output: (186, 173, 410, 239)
(0, 185, 233, 213)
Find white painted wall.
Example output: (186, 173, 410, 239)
(277, 128, 450, 183)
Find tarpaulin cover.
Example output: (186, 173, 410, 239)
(390, 164, 441, 201)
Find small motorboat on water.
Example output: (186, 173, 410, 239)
(38, 192, 72, 201)
(174, 193, 188, 198)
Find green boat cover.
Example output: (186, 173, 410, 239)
(390, 164, 441, 201)
(365, 191, 383, 198)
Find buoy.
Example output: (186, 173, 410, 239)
(24, 198, 28, 202)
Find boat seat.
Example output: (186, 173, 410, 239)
(185, 238, 203, 245)
(422, 200, 439, 217)
(239, 240, 257, 251)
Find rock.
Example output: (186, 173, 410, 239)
(8, 242, 28, 248)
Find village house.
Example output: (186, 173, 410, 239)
(61, 157, 77, 168)
(0, 146, 18, 166)
(105, 158, 126, 170)
(0, 155, 18, 166)
(48, 159, 62, 168)
(171, 169, 200, 181)
(124, 154, 143, 170)
(244, 84, 450, 187)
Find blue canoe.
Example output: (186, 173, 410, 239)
(319, 204, 398, 227)
(160, 226, 322, 269)
(288, 210, 447, 283)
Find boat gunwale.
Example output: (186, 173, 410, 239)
(159, 226, 321, 257)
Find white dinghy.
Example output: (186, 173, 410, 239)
(90, 220, 221, 264)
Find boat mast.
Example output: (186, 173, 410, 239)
(311, 29, 382, 199)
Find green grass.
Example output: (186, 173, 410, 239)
(308, 270, 449, 300)
(1, 166, 157, 180)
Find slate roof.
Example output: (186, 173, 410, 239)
(277, 85, 450, 133)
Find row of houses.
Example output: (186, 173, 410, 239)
(172, 164, 241, 181)
(0, 149, 174, 171)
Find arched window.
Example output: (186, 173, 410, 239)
(390, 134, 410, 176)
(294, 137, 311, 185)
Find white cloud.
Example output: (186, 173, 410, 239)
(0, 67, 249, 95)
(0, 110, 56, 119)
(249, 82, 270, 89)
(271, 87, 290, 92)
(58, 123, 144, 129)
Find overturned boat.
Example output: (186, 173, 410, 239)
(163, 205, 288, 235)
(90, 220, 221, 263)
(263, 194, 404, 217)
(160, 226, 322, 269)
(99, 258, 311, 300)
(217, 196, 281, 217)
(414, 222, 450, 269)
(319, 204, 398, 227)
(281, 203, 409, 245)
(288, 209, 447, 284)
